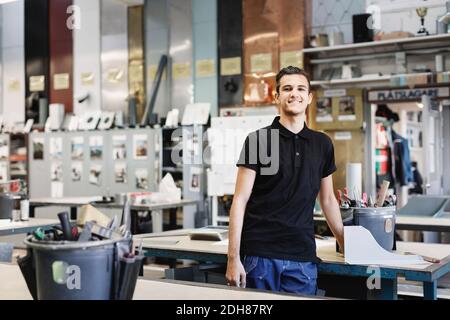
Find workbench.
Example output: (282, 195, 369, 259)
(0, 263, 322, 300)
(29, 197, 199, 234)
(314, 215, 450, 232)
(0, 218, 58, 236)
(138, 231, 450, 300)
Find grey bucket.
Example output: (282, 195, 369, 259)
(24, 236, 126, 300)
(353, 207, 396, 251)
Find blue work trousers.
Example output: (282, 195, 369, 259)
(243, 255, 317, 295)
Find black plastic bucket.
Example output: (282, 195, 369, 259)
(24, 236, 125, 300)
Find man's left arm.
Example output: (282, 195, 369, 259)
(318, 174, 344, 252)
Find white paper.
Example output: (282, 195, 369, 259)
(346, 163, 362, 200)
(157, 173, 181, 201)
(32, 138, 44, 160)
(51, 182, 64, 198)
(50, 162, 63, 182)
(344, 226, 427, 266)
(165, 109, 179, 127)
(71, 162, 83, 182)
(89, 136, 103, 160)
(112, 135, 127, 160)
(23, 119, 34, 133)
(135, 168, 148, 189)
(207, 170, 224, 196)
(182, 103, 210, 125)
(114, 163, 127, 183)
(133, 134, 148, 160)
(189, 167, 202, 192)
(71, 136, 84, 160)
(49, 137, 63, 160)
(0, 138, 9, 160)
(89, 164, 102, 186)
(0, 162, 8, 182)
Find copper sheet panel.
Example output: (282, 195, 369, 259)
(49, 0, 73, 113)
(278, 0, 305, 51)
(128, 5, 146, 121)
(243, 0, 307, 107)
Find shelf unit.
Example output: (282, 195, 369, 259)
(0, 133, 29, 194)
(303, 34, 450, 89)
(303, 34, 450, 56)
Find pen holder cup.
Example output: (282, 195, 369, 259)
(337, 206, 396, 252)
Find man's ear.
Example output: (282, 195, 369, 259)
(307, 92, 313, 105)
(274, 92, 280, 103)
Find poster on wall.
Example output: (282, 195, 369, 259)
(32, 138, 44, 160)
(89, 164, 102, 186)
(338, 96, 356, 121)
(90, 136, 103, 160)
(112, 135, 127, 160)
(0, 138, 9, 160)
(50, 162, 63, 182)
(133, 134, 148, 160)
(114, 163, 127, 184)
(71, 162, 83, 182)
(51, 182, 63, 198)
(71, 137, 84, 160)
(0, 163, 8, 182)
(316, 97, 333, 123)
(135, 168, 148, 190)
(189, 167, 202, 193)
(49, 137, 63, 160)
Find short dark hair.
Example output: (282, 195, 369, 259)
(276, 66, 311, 93)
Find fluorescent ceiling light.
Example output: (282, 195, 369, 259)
(0, 0, 18, 4)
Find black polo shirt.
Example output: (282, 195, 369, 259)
(236, 116, 336, 263)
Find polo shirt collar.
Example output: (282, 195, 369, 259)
(271, 116, 312, 139)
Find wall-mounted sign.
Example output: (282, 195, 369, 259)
(220, 57, 241, 76)
(81, 72, 95, 86)
(172, 62, 191, 80)
(250, 53, 272, 73)
(8, 79, 20, 92)
(148, 65, 167, 81)
(324, 89, 347, 97)
(196, 59, 215, 77)
(280, 51, 303, 69)
(129, 62, 143, 83)
(368, 86, 450, 103)
(334, 131, 352, 141)
(54, 73, 70, 90)
(107, 68, 124, 83)
(30, 75, 45, 92)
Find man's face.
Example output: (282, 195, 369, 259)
(275, 74, 312, 116)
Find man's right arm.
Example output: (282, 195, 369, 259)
(225, 167, 256, 288)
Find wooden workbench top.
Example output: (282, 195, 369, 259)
(0, 263, 320, 300)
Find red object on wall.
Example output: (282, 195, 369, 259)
(49, 0, 73, 113)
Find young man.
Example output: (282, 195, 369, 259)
(225, 66, 344, 295)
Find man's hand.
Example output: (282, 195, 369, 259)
(225, 257, 246, 288)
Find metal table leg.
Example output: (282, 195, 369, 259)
(70, 206, 77, 220)
(367, 278, 398, 300)
(423, 281, 438, 300)
(29, 205, 35, 218)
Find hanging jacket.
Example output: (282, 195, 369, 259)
(392, 130, 413, 186)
